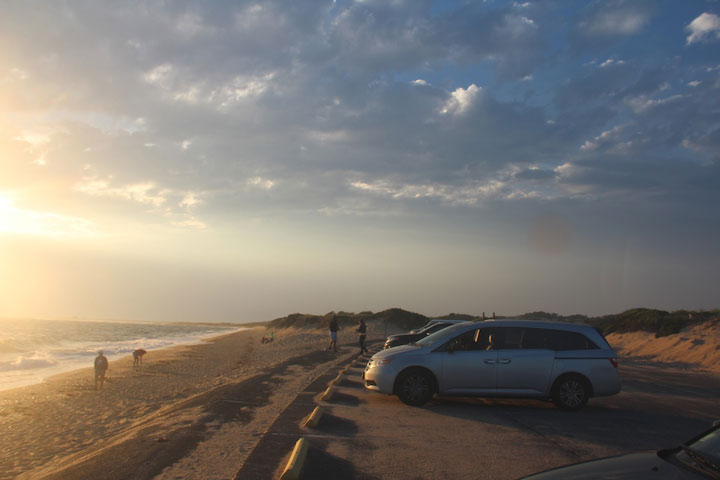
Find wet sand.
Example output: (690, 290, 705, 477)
(0, 325, 383, 480)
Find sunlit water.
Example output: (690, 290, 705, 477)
(0, 318, 244, 391)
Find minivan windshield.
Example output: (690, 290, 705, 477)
(415, 322, 470, 346)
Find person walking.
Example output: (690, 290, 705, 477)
(327, 315, 339, 352)
(94, 351, 109, 390)
(357, 318, 368, 354)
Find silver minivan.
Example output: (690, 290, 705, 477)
(363, 320, 621, 410)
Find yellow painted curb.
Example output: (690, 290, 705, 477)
(320, 385, 334, 401)
(303, 406, 324, 428)
(280, 437, 309, 480)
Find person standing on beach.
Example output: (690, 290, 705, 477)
(327, 315, 339, 352)
(357, 319, 368, 354)
(94, 351, 109, 390)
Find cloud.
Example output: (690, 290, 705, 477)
(579, 5, 650, 36)
(580, 124, 626, 151)
(247, 177, 276, 190)
(76, 179, 168, 208)
(440, 84, 482, 115)
(686, 13, 720, 45)
(626, 94, 684, 114)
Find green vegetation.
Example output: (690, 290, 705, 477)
(266, 307, 719, 338)
(514, 311, 589, 323)
(589, 308, 717, 337)
(267, 308, 429, 331)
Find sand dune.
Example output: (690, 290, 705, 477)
(607, 319, 720, 374)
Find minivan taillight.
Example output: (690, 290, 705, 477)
(609, 358, 618, 368)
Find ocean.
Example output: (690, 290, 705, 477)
(0, 318, 245, 392)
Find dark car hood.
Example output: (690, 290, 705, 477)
(522, 452, 701, 480)
(386, 333, 418, 341)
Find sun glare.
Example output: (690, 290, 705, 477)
(0, 194, 95, 238)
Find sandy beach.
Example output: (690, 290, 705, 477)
(2, 317, 717, 479)
(0, 324, 386, 480)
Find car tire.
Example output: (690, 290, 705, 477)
(552, 375, 590, 411)
(396, 369, 434, 406)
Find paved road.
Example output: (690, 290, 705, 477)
(297, 356, 720, 480)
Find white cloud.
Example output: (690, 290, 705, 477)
(217, 73, 275, 107)
(440, 84, 481, 116)
(179, 192, 203, 209)
(14, 131, 51, 147)
(144, 63, 174, 87)
(626, 94, 684, 114)
(412, 79, 428, 86)
(687, 81, 701, 88)
(247, 177, 276, 190)
(181, 140, 192, 150)
(76, 179, 168, 208)
(600, 58, 625, 68)
(350, 177, 517, 207)
(686, 13, 720, 45)
(580, 125, 626, 151)
(582, 10, 649, 36)
(498, 14, 536, 39)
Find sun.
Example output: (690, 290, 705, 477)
(0, 193, 94, 238)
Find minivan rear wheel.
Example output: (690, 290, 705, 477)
(396, 369, 434, 406)
(552, 375, 590, 411)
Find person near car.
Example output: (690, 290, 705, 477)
(357, 319, 368, 354)
(327, 315, 339, 352)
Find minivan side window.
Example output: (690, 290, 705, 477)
(447, 328, 493, 351)
(520, 328, 599, 350)
(494, 327, 523, 350)
(546, 329, 599, 351)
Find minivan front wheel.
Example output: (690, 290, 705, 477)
(552, 375, 590, 411)
(396, 369, 434, 406)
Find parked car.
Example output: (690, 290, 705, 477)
(363, 320, 620, 409)
(408, 318, 474, 334)
(384, 319, 468, 349)
(521, 422, 720, 479)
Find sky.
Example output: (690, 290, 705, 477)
(1, 0, 719, 323)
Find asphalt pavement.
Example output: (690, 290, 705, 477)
(296, 353, 720, 479)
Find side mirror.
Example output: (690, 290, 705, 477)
(713, 420, 720, 428)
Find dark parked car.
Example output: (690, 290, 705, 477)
(521, 422, 720, 479)
(384, 319, 466, 349)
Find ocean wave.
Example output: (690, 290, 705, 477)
(0, 353, 58, 372)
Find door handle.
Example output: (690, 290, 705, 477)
(483, 359, 497, 365)
(497, 359, 511, 364)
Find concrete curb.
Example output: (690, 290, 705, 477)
(303, 406, 324, 428)
(319, 385, 334, 401)
(280, 437, 308, 480)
